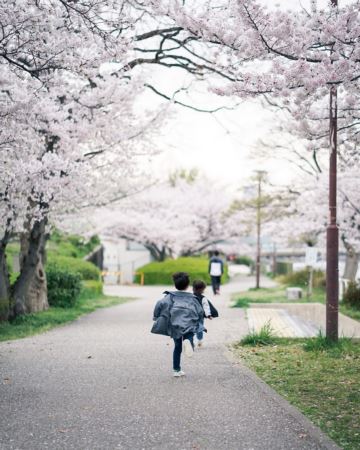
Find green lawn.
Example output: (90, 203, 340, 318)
(232, 286, 360, 321)
(233, 338, 360, 450)
(232, 286, 325, 307)
(0, 294, 132, 342)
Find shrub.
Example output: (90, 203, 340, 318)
(275, 261, 293, 275)
(234, 255, 253, 266)
(134, 257, 229, 285)
(278, 268, 325, 288)
(313, 272, 326, 289)
(343, 281, 360, 310)
(80, 280, 103, 299)
(46, 267, 82, 308)
(240, 321, 277, 346)
(46, 255, 100, 280)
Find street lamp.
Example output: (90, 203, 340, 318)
(254, 170, 267, 289)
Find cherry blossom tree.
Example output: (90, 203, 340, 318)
(264, 168, 360, 282)
(102, 176, 233, 261)
(0, 63, 167, 317)
(1, 0, 210, 318)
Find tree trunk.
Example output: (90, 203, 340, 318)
(146, 244, 168, 262)
(343, 245, 358, 282)
(12, 219, 49, 316)
(0, 235, 10, 321)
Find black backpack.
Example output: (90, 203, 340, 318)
(208, 299, 219, 318)
(195, 293, 219, 318)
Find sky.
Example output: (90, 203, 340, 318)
(148, 88, 299, 190)
(139, 64, 301, 191)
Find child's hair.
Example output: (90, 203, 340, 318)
(213, 250, 220, 256)
(193, 280, 206, 292)
(172, 272, 190, 290)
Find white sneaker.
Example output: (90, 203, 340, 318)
(173, 370, 185, 377)
(183, 339, 194, 357)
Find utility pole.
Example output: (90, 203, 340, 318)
(272, 242, 277, 276)
(326, 0, 339, 341)
(255, 170, 267, 289)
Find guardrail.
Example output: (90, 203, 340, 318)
(101, 271, 144, 286)
(135, 272, 145, 286)
(101, 270, 122, 284)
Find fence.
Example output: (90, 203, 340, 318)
(101, 271, 144, 286)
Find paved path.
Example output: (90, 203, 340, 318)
(0, 277, 338, 450)
(248, 303, 360, 338)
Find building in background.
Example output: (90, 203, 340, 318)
(101, 237, 151, 284)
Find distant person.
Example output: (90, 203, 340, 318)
(209, 250, 224, 295)
(151, 272, 204, 377)
(193, 280, 212, 347)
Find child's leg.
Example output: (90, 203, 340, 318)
(183, 332, 194, 348)
(173, 337, 183, 371)
(182, 333, 195, 357)
(196, 320, 204, 341)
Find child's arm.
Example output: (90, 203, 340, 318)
(153, 298, 164, 320)
(202, 296, 212, 318)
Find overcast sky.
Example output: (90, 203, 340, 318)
(141, 66, 299, 191)
(147, 90, 297, 190)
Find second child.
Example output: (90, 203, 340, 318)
(193, 280, 212, 347)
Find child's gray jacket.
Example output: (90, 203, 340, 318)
(152, 291, 204, 339)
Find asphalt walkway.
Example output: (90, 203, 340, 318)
(0, 277, 339, 449)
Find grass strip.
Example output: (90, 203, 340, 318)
(0, 294, 132, 342)
(232, 338, 360, 450)
(232, 286, 325, 307)
(232, 286, 360, 322)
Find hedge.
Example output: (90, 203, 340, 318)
(134, 257, 229, 286)
(47, 267, 82, 308)
(234, 255, 253, 266)
(46, 255, 100, 280)
(278, 268, 326, 288)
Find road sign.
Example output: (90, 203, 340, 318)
(305, 247, 318, 267)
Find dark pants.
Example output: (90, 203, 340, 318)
(211, 276, 221, 295)
(173, 332, 194, 371)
